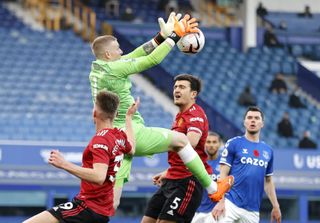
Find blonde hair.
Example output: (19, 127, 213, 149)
(91, 35, 117, 59)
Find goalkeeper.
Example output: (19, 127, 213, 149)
(89, 12, 234, 209)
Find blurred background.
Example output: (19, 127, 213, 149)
(0, 0, 319, 222)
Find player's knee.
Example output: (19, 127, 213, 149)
(170, 131, 189, 152)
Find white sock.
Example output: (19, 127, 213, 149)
(178, 143, 217, 194)
(206, 181, 217, 194)
(177, 142, 197, 163)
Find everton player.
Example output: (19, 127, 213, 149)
(192, 132, 223, 223)
(213, 106, 281, 223)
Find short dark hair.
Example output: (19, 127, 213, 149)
(244, 106, 264, 121)
(208, 131, 221, 142)
(208, 131, 220, 138)
(174, 74, 202, 94)
(95, 90, 120, 120)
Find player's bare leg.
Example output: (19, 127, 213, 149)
(141, 216, 157, 223)
(158, 220, 177, 223)
(23, 211, 59, 223)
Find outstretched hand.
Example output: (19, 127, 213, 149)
(152, 170, 167, 186)
(158, 12, 182, 38)
(127, 97, 140, 117)
(173, 14, 200, 37)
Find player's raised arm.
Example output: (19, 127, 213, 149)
(108, 14, 199, 77)
(125, 97, 140, 155)
(121, 12, 182, 60)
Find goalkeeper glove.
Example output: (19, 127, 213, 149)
(168, 14, 200, 43)
(158, 12, 182, 38)
(174, 14, 199, 37)
(154, 12, 182, 45)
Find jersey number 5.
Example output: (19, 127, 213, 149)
(170, 197, 181, 210)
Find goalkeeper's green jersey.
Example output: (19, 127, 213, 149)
(89, 40, 172, 128)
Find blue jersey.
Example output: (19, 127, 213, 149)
(220, 136, 273, 212)
(196, 155, 221, 213)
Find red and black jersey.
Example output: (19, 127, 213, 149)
(166, 104, 211, 179)
(76, 128, 131, 216)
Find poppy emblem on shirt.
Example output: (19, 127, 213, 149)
(253, 149, 259, 157)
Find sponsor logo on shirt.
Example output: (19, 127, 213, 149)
(240, 156, 268, 168)
(211, 173, 220, 181)
(167, 210, 174, 216)
(189, 106, 196, 112)
(97, 130, 108, 136)
(93, 144, 109, 151)
(189, 117, 204, 122)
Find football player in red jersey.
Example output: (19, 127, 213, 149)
(23, 90, 139, 223)
(141, 74, 234, 223)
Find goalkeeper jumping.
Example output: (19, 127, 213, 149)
(89, 12, 234, 210)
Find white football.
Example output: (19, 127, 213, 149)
(177, 29, 205, 55)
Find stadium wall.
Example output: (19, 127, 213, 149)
(258, 0, 320, 13)
(298, 63, 320, 102)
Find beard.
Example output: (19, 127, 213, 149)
(174, 101, 182, 106)
(247, 130, 259, 135)
(208, 151, 218, 157)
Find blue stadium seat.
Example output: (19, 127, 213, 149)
(0, 5, 318, 149)
(270, 61, 281, 73)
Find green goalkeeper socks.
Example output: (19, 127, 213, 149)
(178, 143, 217, 194)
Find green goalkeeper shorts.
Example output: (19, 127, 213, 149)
(115, 123, 173, 187)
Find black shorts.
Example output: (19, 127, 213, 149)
(145, 176, 203, 223)
(48, 198, 109, 223)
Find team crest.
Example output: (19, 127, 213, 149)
(177, 118, 183, 127)
(263, 150, 269, 160)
